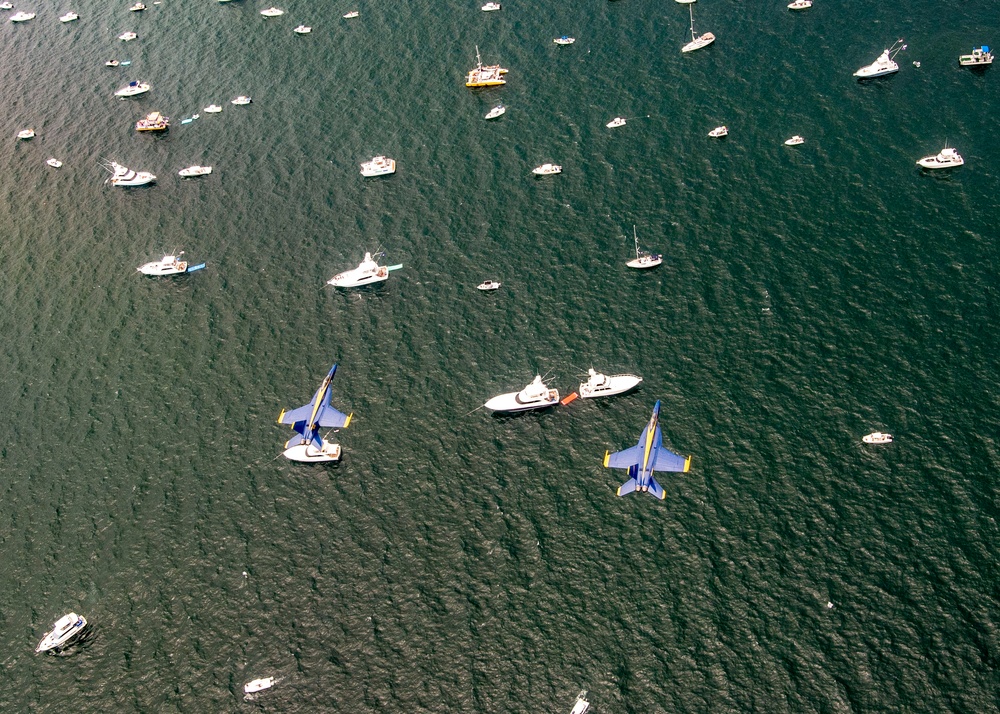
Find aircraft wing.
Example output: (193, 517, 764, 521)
(653, 447, 691, 473)
(278, 404, 314, 426)
(317, 406, 351, 428)
(604, 445, 642, 469)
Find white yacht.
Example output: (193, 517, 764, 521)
(59, 12, 79, 22)
(129, 2, 145, 10)
(17, 129, 35, 140)
(854, 40, 906, 78)
(484, 376, 559, 413)
(959, 46, 993, 67)
(626, 225, 662, 269)
(327, 252, 389, 288)
(114, 80, 150, 97)
(105, 160, 155, 187)
(204, 104, 222, 113)
(0, 3, 13, 9)
(343, 10, 358, 18)
(675, 0, 695, 3)
(862, 432, 892, 444)
(481, 2, 501, 10)
(361, 155, 396, 176)
(485, 104, 505, 120)
(36, 613, 88, 653)
(477, 280, 501, 291)
(260, 7, 283, 16)
(708, 125, 728, 137)
(554, 36, 575, 45)
(46, 157, 63, 168)
(570, 690, 590, 714)
(138, 253, 190, 276)
(244, 677, 277, 694)
(916, 146, 963, 169)
(681, 4, 714, 53)
(532, 163, 561, 175)
(579, 369, 642, 399)
(231, 95, 252, 105)
(178, 165, 212, 177)
(283, 438, 342, 462)
(784, 135, 805, 146)
(118, 31, 137, 41)
(606, 117, 626, 128)
(10, 11, 36, 22)
(294, 24, 311, 34)
(787, 0, 812, 9)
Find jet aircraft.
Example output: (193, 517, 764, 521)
(603, 400, 691, 498)
(277, 363, 352, 462)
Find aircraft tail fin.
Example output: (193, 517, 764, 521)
(647, 476, 666, 500)
(617, 478, 638, 496)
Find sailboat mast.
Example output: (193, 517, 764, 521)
(633, 225, 640, 259)
(689, 4, 696, 41)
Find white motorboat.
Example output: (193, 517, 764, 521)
(138, 253, 190, 276)
(327, 252, 389, 288)
(862, 432, 892, 444)
(36, 613, 88, 653)
(477, 280, 501, 291)
(204, 104, 222, 113)
(484, 375, 559, 413)
(114, 80, 150, 97)
(916, 145, 963, 169)
(129, 2, 145, 10)
(626, 225, 662, 269)
(231, 95, 252, 105)
(17, 129, 35, 139)
(784, 135, 805, 146)
(532, 163, 561, 175)
(118, 31, 137, 41)
(360, 155, 396, 176)
(485, 104, 505, 120)
(178, 165, 212, 177)
(787, 0, 811, 9)
(283, 439, 342, 462)
(294, 24, 311, 34)
(481, 2, 501, 11)
(46, 158, 62, 168)
(260, 6, 283, 16)
(554, 36, 575, 45)
(104, 160, 155, 186)
(675, 0, 695, 3)
(106, 59, 119, 66)
(681, 4, 714, 53)
(708, 125, 728, 137)
(579, 369, 642, 399)
(343, 10, 358, 18)
(959, 46, 993, 67)
(244, 677, 277, 694)
(854, 40, 906, 78)
(570, 691, 590, 714)
(10, 11, 35, 22)
(606, 117, 626, 128)
(0, 3, 13, 9)
(59, 12, 79, 22)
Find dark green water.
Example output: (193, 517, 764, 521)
(2, 0, 999, 711)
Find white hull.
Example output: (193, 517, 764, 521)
(115, 83, 150, 97)
(862, 432, 892, 444)
(533, 164, 561, 175)
(917, 149, 963, 169)
(231, 96, 252, 105)
(244, 677, 277, 693)
(138, 256, 188, 275)
(477, 281, 501, 291)
(178, 166, 212, 177)
(328, 253, 390, 288)
(36, 614, 87, 653)
(485, 106, 505, 120)
(484, 391, 559, 412)
(579, 373, 642, 399)
(361, 156, 396, 176)
(626, 255, 662, 269)
(607, 117, 626, 128)
(854, 64, 898, 78)
(784, 136, 805, 146)
(682, 33, 714, 53)
(283, 441, 342, 462)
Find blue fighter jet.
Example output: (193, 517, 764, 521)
(603, 400, 691, 498)
(277, 363, 352, 462)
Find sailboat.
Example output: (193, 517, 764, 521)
(681, 4, 715, 53)
(625, 226, 662, 269)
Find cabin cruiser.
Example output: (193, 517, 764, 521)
(854, 40, 906, 78)
(135, 111, 169, 131)
(959, 46, 993, 66)
(484, 375, 559, 413)
(554, 36, 575, 45)
(0, 3, 14, 9)
(10, 11, 35, 22)
(532, 163, 561, 175)
(481, 2, 500, 10)
(916, 146, 963, 169)
(17, 129, 35, 139)
(570, 691, 590, 714)
(784, 135, 805, 146)
(681, 5, 713, 53)
(283, 436, 342, 462)
(138, 253, 190, 276)
(46, 157, 62, 168)
(59, 12, 79, 22)
(129, 2, 145, 10)
(485, 104, 505, 120)
(862, 432, 892, 444)
(787, 0, 811, 9)
(327, 252, 389, 288)
(231, 95, 252, 105)
(36, 613, 88, 653)
(204, 104, 222, 113)
(293, 24, 311, 34)
(361, 155, 396, 176)
(579, 369, 642, 398)
(244, 677, 277, 694)
(708, 125, 728, 137)
(104, 161, 155, 186)
(115, 80, 150, 96)
(477, 280, 501, 291)
(343, 10, 358, 18)
(260, 6, 283, 16)
(118, 31, 137, 40)
(178, 165, 212, 177)
(626, 226, 662, 269)
(606, 117, 626, 128)
(466, 46, 508, 87)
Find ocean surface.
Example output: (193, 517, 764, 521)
(2, 0, 999, 711)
